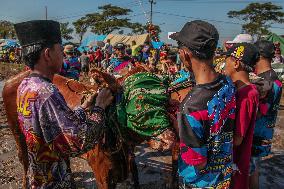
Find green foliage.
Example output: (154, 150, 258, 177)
(60, 22, 74, 41)
(73, 17, 89, 43)
(129, 23, 145, 34)
(84, 4, 133, 35)
(73, 4, 152, 37)
(129, 23, 161, 36)
(0, 20, 16, 39)
(228, 2, 284, 38)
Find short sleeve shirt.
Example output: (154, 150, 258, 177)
(178, 75, 236, 188)
(79, 55, 90, 67)
(232, 84, 259, 189)
(17, 74, 105, 188)
(252, 69, 283, 157)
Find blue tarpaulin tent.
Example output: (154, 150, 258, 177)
(78, 34, 107, 52)
(151, 41, 164, 49)
(0, 39, 19, 49)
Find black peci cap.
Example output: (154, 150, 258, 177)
(255, 40, 275, 59)
(170, 20, 219, 54)
(226, 43, 260, 70)
(14, 20, 62, 47)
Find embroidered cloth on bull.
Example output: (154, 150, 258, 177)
(117, 72, 170, 137)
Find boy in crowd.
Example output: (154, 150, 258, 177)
(250, 40, 283, 189)
(170, 20, 236, 189)
(224, 43, 260, 189)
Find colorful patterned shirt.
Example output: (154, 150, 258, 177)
(63, 56, 81, 80)
(178, 75, 236, 189)
(172, 69, 190, 85)
(252, 70, 283, 157)
(108, 56, 132, 74)
(17, 74, 105, 189)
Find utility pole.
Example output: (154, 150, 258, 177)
(149, 0, 156, 24)
(45, 6, 47, 20)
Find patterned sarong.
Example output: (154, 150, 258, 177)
(117, 72, 170, 137)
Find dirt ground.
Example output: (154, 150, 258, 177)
(0, 69, 284, 188)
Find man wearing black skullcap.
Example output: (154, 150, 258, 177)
(249, 40, 283, 189)
(15, 20, 113, 188)
(170, 20, 236, 188)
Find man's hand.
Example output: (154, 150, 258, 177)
(95, 88, 114, 110)
(81, 93, 96, 110)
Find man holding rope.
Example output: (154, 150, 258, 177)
(15, 20, 113, 188)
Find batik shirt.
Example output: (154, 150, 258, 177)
(17, 74, 105, 189)
(178, 75, 236, 189)
(252, 70, 283, 157)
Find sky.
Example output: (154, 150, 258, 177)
(1, 0, 284, 44)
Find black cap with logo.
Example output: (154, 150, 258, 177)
(226, 43, 260, 70)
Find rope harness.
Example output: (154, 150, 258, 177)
(167, 80, 194, 101)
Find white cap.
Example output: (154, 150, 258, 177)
(226, 34, 254, 44)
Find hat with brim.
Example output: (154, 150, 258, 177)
(226, 42, 259, 70)
(169, 32, 185, 45)
(170, 20, 219, 53)
(226, 34, 253, 44)
(64, 45, 74, 53)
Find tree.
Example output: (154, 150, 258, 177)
(130, 23, 161, 35)
(0, 20, 16, 39)
(73, 4, 158, 43)
(84, 4, 134, 35)
(73, 17, 89, 43)
(60, 22, 74, 41)
(129, 23, 161, 41)
(129, 23, 146, 34)
(228, 2, 284, 38)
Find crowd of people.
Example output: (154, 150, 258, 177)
(58, 39, 189, 86)
(58, 34, 284, 91)
(11, 19, 283, 189)
(0, 47, 21, 63)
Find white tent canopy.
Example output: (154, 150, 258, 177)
(104, 34, 149, 46)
